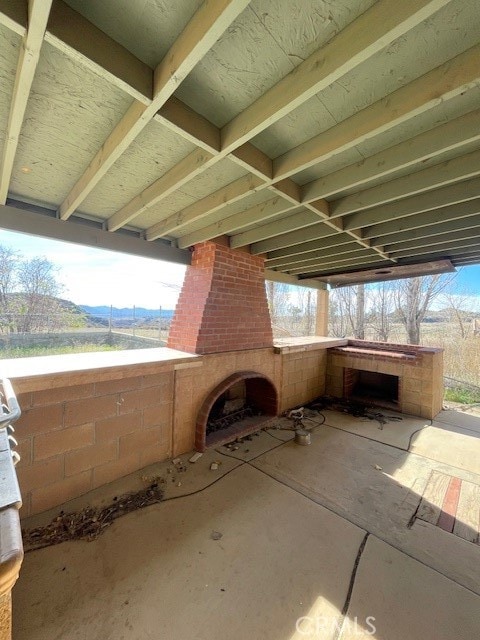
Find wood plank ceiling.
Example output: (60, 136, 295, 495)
(0, 0, 479, 287)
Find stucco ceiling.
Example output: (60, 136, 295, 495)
(0, 0, 479, 286)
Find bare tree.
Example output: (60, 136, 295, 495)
(0, 244, 86, 334)
(329, 286, 364, 338)
(328, 288, 348, 337)
(440, 274, 478, 339)
(0, 246, 17, 332)
(266, 281, 293, 335)
(266, 281, 318, 336)
(367, 281, 396, 342)
(394, 275, 455, 344)
(295, 286, 316, 334)
(354, 284, 365, 339)
(13, 257, 64, 332)
(305, 289, 314, 334)
(266, 280, 275, 318)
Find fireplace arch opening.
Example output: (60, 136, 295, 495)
(195, 371, 278, 451)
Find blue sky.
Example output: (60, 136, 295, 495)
(0, 229, 479, 309)
(456, 264, 480, 291)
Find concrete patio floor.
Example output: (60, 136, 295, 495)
(13, 407, 480, 640)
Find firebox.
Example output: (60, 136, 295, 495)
(195, 371, 278, 451)
(344, 368, 400, 410)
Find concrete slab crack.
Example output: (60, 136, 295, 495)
(335, 532, 370, 640)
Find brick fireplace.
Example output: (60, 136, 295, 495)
(168, 239, 273, 354)
(326, 340, 444, 419)
(168, 239, 279, 449)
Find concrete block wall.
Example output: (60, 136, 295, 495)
(11, 343, 332, 518)
(280, 350, 327, 412)
(401, 350, 444, 417)
(15, 370, 174, 517)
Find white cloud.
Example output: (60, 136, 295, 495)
(0, 230, 186, 309)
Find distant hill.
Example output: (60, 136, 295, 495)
(7, 293, 85, 314)
(79, 306, 174, 319)
(79, 306, 174, 327)
(424, 307, 480, 323)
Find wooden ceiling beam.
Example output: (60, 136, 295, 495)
(105, 0, 450, 233)
(45, 3, 270, 170)
(395, 233, 480, 260)
(265, 235, 357, 262)
(285, 249, 375, 274)
(152, 0, 251, 106)
(251, 224, 340, 255)
(112, 115, 284, 234)
(429, 249, 480, 262)
(265, 242, 366, 269)
(57, 0, 251, 221)
(109, 127, 329, 234)
(107, 148, 215, 232)
(45, 1, 153, 104)
(299, 199, 389, 259)
(129, 88, 480, 241)
(140, 161, 329, 241)
(255, 227, 376, 258)
(224, 187, 392, 260)
(176, 197, 301, 249)
(154, 97, 220, 153)
(345, 231, 391, 262)
(301, 109, 480, 203)
(299, 259, 397, 280)
(230, 210, 323, 248)
(344, 176, 480, 231)
(0, 204, 190, 265)
(145, 174, 263, 240)
(7, 0, 472, 265)
(0, 0, 26, 35)
(43, 1, 332, 234)
(369, 208, 480, 246)
(364, 198, 480, 240)
(386, 229, 480, 256)
(273, 44, 480, 181)
(264, 270, 327, 290)
(230, 201, 332, 248)
(329, 148, 480, 218)
(146, 99, 480, 255)
(289, 254, 388, 276)
(220, 0, 452, 152)
(0, 0, 52, 204)
(453, 255, 480, 266)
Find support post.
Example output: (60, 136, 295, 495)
(315, 288, 329, 336)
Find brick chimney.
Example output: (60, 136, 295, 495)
(167, 240, 273, 354)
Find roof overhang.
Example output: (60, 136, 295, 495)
(0, 0, 479, 287)
(320, 259, 456, 288)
